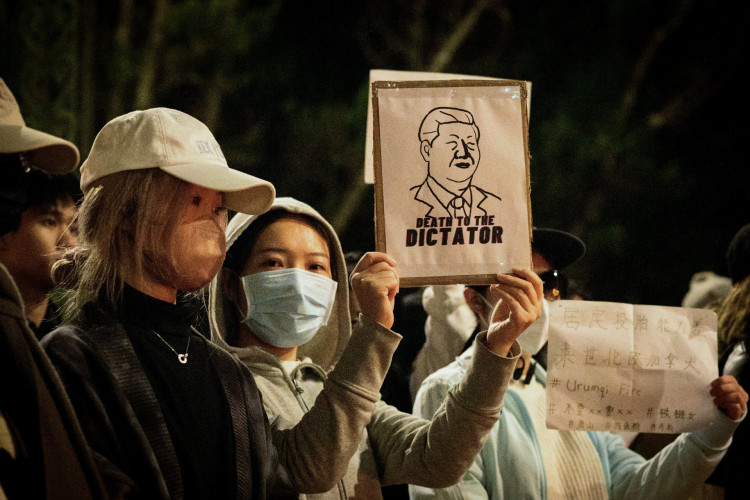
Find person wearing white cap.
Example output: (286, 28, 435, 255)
(1, 77, 105, 499)
(42, 107, 296, 499)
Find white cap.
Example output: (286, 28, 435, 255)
(0, 78, 80, 173)
(80, 107, 275, 214)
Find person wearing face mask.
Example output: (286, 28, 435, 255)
(460, 229, 576, 377)
(41, 108, 297, 499)
(208, 197, 544, 499)
(409, 228, 580, 402)
(410, 230, 749, 500)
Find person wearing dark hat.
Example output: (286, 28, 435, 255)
(0, 77, 106, 499)
(708, 222, 750, 499)
(409, 227, 586, 401)
(411, 228, 748, 500)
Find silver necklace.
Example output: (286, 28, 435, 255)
(150, 329, 191, 364)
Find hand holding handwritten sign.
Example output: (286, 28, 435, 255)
(710, 376, 748, 420)
(546, 301, 719, 434)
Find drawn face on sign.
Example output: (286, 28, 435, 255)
(422, 121, 480, 188)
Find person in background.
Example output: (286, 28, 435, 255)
(410, 227, 585, 401)
(209, 196, 542, 499)
(43, 107, 295, 499)
(708, 222, 750, 499)
(0, 79, 81, 340)
(411, 228, 748, 500)
(384, 287, 428, 412)
(0, 77, 105, 499)
(0, 161, 80, 339)
(682, 271, 732, 311)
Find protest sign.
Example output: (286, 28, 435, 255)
(364, 69, 532, 183)
(546, 300, 718, 434)
(371, 79, 532, 286)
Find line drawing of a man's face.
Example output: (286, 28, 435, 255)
(419, 108, 481, 193)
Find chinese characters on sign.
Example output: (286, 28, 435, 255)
(546, 301, 718, 434)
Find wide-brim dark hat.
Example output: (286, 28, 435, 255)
(532, 227, 586, 270)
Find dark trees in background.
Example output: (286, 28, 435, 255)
(2, 0, 748, 306)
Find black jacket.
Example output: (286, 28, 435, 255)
(42, 298, 293, 499)
(0, 264, 105, 499)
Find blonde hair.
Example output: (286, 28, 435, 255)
(717, 275, 750, 357)
(55, 169, 191, 321)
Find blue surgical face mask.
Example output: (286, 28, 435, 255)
(240, 268, 338, 348)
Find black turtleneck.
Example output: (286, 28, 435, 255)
(29, 300, 61, 341)
(118, 285, 235, 500)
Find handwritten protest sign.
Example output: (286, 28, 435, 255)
(372, 79, 532, 286)
(546, 300, 718, 434)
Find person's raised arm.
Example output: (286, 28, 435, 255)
(273, 251, 402, 492)
(484, 268, 543, 357)
(608, 375, 747, 499)
(367, 270, 544, 489)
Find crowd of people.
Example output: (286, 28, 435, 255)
(1, 76, 749, 499)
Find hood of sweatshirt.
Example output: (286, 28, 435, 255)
(208, 197, 352, 372)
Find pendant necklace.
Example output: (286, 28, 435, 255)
(150, 329, 191, 364)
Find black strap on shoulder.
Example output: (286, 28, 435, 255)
(89, 325, 182, 500)
(211, 348, 253, 497)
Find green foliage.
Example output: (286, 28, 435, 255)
(3, 0, 749, 305)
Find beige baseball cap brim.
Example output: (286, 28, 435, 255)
(1, 77, 80, 173)
(0, 126, 80, 174)
(79, 107, 275, 215)
(161, 162, 276, 215)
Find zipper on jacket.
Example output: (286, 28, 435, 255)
(292, 379, 311, 412)
(290, 369, 347, 499)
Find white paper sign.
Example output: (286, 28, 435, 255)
(372, 80, 532, 286)
(546, 300, 718, 434)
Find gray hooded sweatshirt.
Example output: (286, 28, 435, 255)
(208, 197, 520, 499)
